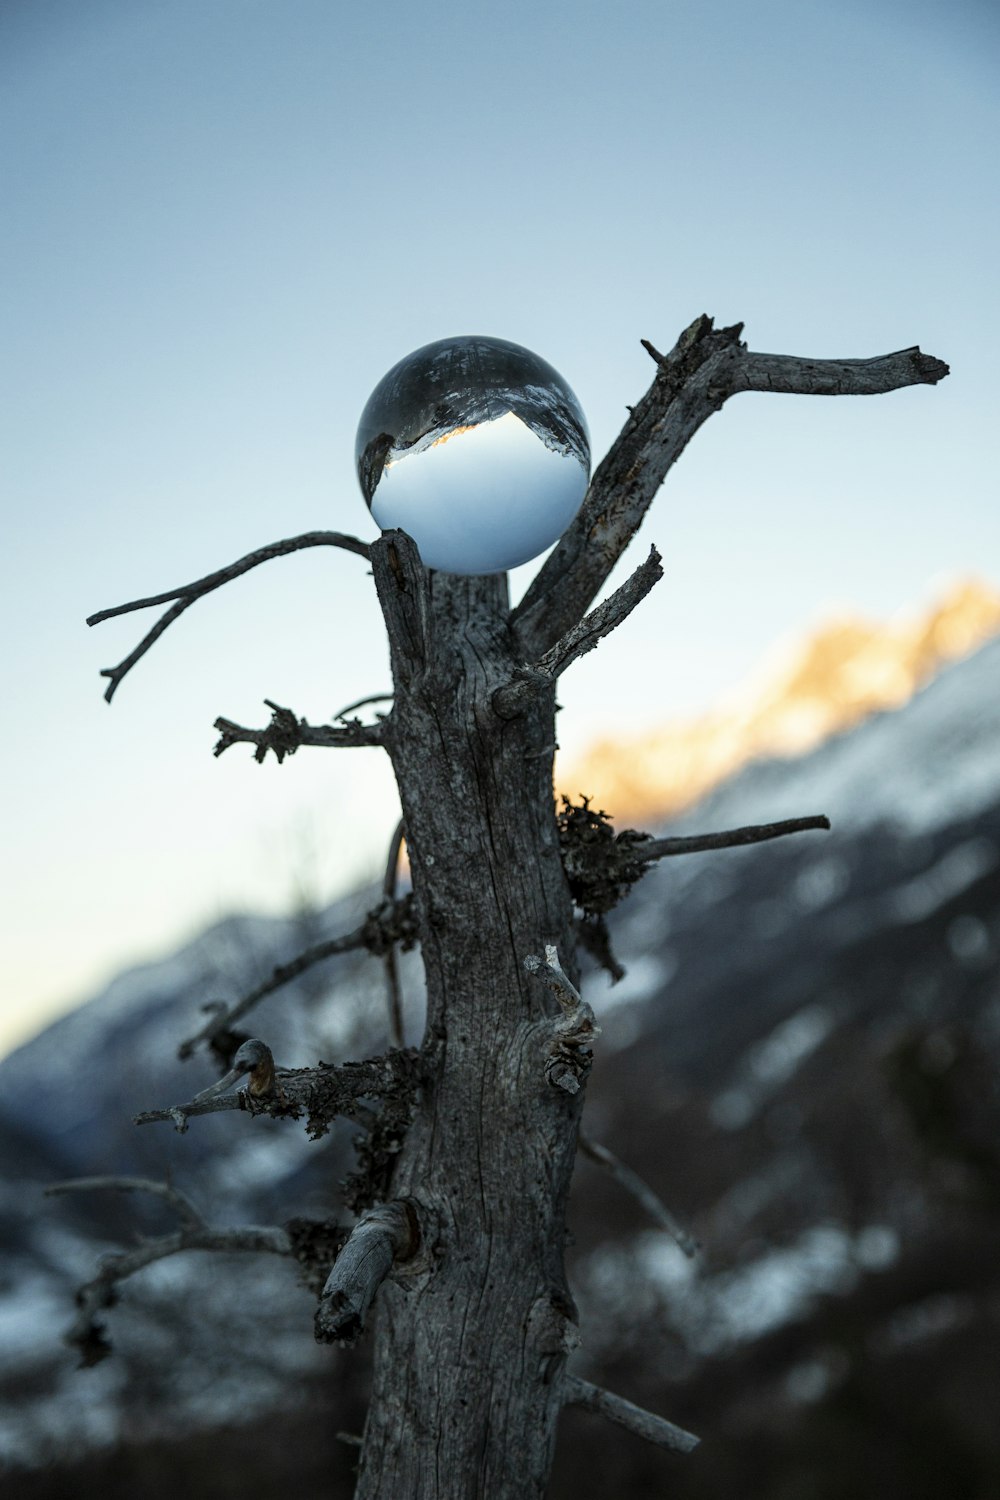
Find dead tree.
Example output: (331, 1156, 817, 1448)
(64, 316, 947, 1498)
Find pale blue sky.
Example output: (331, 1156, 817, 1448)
(2, 0, 997, 1054)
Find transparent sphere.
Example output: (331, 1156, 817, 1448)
(356, 335, 590, 575)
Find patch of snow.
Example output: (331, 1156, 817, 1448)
(947, 913, 992, 964)
(0, 1271, 67, 1360)
(673, 637, 1000, 840)
(793, 857, 851, 911)
(888, 838, 998, 923)
(580, 1221, 901, 1358)
(878, 1292, 972, 1350)
(593, 953, 675, 1011)
(710, 1004, 836, 1129)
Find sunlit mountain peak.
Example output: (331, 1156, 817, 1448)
(558, 577, 1000, 828)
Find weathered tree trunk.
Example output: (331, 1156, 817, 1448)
(356, 536, 582, 1498)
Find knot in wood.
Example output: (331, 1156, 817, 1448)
(527, 1292, 580, 1358)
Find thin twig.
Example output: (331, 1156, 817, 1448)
(60, 1223, 291, 1367)
(382, 819, 406, 1048)
(178, 894, 420, 1061)
(45, 1176, 206, 1231)
(563, 1375, 700, 1455)
(634, 815, 830, 863)
(179, 918, 378, 1060)
(89, 531, 371, 702)
(213, 699, 385, 762)
(578, 1134, 698, 1258)
(494, 547, 663, 718)
(314, 1201, 417, 1346)
(334, 692, 394, 721)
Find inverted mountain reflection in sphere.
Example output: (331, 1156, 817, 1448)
(355, 336, 590, 574)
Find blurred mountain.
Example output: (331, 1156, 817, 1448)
(3, 633, 999, 1498)
(559, 576, 1000, 826)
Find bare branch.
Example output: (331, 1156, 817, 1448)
(134, 1091, 262, 1132)
(315, 1200, 418, 1346)
(213, 699, 386, 762)
(61, 1223, 292, 1367)
(382, 820, 407, 1049)
(177, 898, 421, 1062)
(89, 531, 371, 702)
(334, 692, 394, 721)
(735, 345, 950, 397)
(45, 1175, 206, 1231)
(524, 944, 600, 1095)
(633, 815, 830, 863)
(512, 315, 948, 658)
(563, 1375, 700, 1455)
(577, 1134, 698, 1258)
(493, 547, 662, 719)
(135, 1044, 421, 1139)
(558, 798, 830, 924)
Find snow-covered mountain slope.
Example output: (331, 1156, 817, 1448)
(2, 635, 998, 1496)
(553, 636, 1000, 1498)
(672, 632, 1000, 839)
(561, 577, 1000, 827)
(0, 891, 423, 1469)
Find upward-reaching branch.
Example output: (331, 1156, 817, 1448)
(493, 547, 662, 719)
(512, 316, 948, 658)
(177, 894, 419, 1062)
(89, 530, 371, 702)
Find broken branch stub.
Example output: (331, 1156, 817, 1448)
(314, 1200, 419, 1346)
(563, 1374, 700, 1456)
(524, 944, 600, 1095)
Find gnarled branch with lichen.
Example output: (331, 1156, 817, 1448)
(134, 1037, 421, 1139)
(213, 698, 387, 762)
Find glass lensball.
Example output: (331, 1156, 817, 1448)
(355, 335, 590, 575)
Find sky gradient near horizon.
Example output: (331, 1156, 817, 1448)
(2, 0, 998, 1056)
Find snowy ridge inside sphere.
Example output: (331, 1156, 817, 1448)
(355, 336, 590, 575)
